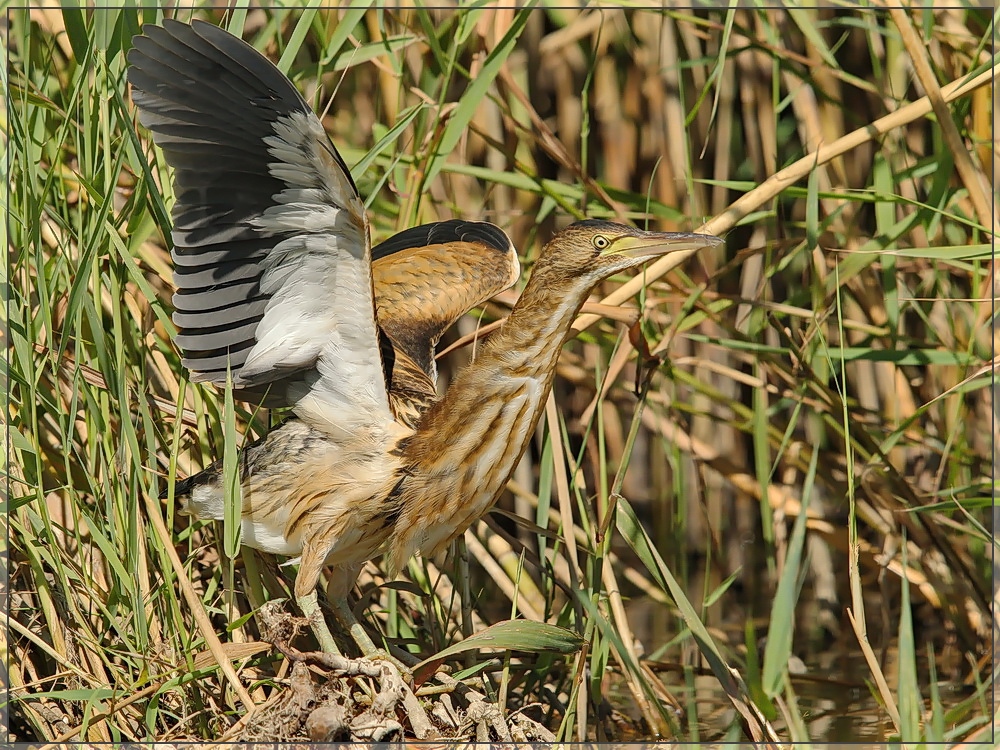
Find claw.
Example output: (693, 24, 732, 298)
(367, 648, 414, 686)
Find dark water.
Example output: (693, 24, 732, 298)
(623, 593, 982, 742)
(470, 508, 986, 741)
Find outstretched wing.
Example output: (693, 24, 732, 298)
(128, 19, 390, 433)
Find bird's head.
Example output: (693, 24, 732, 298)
(536, 219, 723, 289)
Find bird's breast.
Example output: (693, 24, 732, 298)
(385, 374, 545, 573)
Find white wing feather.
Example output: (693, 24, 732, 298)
(127, 20, 393, 435)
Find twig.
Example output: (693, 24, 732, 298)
(35, 642, 269, 747)
(570, 61, 999, 334)
(885, 5, 999, 237)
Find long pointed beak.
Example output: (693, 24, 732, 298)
(613, 231, 724, 259)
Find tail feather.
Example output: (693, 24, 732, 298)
(159, 459, 223, 503)
(157, 416, 293, 504)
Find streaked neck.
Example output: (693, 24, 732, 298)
(479, 262, 597, 380)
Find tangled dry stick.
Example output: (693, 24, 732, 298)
(234, 600, 556, 743)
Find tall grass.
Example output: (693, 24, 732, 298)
(7, 4, 996, 743)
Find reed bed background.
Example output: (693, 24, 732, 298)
(6, 3, 996, 743)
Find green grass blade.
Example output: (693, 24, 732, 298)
(420, 4, 532, 189)
(762, 447, 818, 697)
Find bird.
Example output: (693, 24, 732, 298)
(128, 19, 723, 660)
(129, 19, 518, 656)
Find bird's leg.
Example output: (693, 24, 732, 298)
(325, 568, 416, 680)
(324, 563, 375, 656)
(329, 595, 417, 681)
(296, 588, 341, 655)
(295, 549, 352, 655)
(296, 591, 413, 681)
(330, 596, 379, 657)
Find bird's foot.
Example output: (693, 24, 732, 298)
(364, 648, 415, 686)
(282, 645, 435, 741)
(277, 646, 380, 676)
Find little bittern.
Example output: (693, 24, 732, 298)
(130, 20, 723, 658)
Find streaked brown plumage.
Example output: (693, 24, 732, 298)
(372, 225, 520, 426)
(129, 20, 723, 658)
(382, 222, 728, 576)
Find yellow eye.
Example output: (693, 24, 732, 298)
(592, 235, 610, 250)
